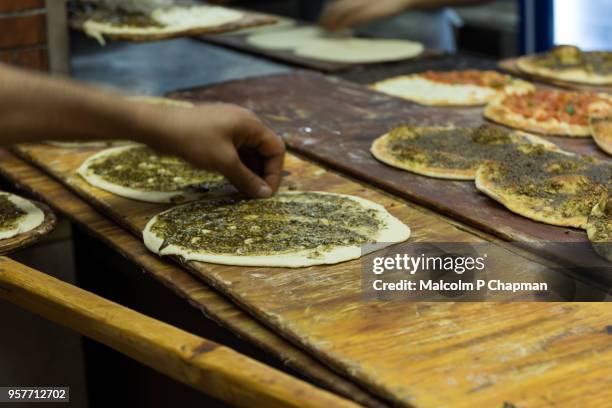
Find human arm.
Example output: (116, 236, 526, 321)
(0, 63, 285, 198)
(320, 0, 491, 31)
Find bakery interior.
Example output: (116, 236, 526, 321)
(1, 1, 611, 407)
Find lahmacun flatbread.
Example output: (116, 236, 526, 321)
(372, 70, 533, 107)
(589, 100, 612, 156)
(371, 124, 559, 180)
(517, 45, 612, 86)
(485, 88, 610, 137)
(476, 145, 611, 228)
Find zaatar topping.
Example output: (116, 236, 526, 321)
(0, 195, 26, 231)
(591, 195, 612, 242)
(151, 193, 384, 257)
(88, 146, 225, 192)
(487, 146, 612, 219)
(532, 46, 612, 75)
(91, 10, 164, 28)
(385, 125, 526, 170)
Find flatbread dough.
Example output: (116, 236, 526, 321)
(78, 144, 227, 203)
(587, 193, 612, 262)
(294, 38, 423, 64)
(517, 45, 612, 86)
(247, 26, 423, 63)
(0, 192, 45, 240)
(485, 89, 608, 137)
(218, 16, 295, 37)
(46, 97, 193, 148)
(372, 125, 560, 180)
(372, 71, 533, 106)
(143, 191, 411, 268)
(589, 100, 612, 156)
(83, 5, 244, 45)
(476, 145, 611, 228)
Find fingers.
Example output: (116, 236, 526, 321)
(320, 0, 369, 30)
(217, 150, 274, 198)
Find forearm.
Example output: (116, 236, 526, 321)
(0, 64, 160, 146)
(408, 0, 491, 10)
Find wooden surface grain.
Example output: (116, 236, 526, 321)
(0, 257, 360, 408)
(11, 143, 612, 407)
(498, 58, 612, 93)
(168, 72, 611, 283)
(70, 8, 278, 43)
(0, 199, 56, 255)
(0, 149, 387, 408)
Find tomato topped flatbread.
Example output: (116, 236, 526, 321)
(372, 70, 532, 107)
(485, 88, 609, 137)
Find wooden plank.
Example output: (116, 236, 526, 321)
(0, 200, 56, 255)
(498, 57, 612, 93)
(0, 257, 359, 408)
(12, 143, 612, 407)
(70, 8, 278, 43)
(200, 22, 440, 73)
(167, 72, 611, 281)
(0, 149, 388, 408)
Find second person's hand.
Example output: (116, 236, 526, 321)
(320, 0, 414, 31)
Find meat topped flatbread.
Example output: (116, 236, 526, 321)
(589, 100, 612, 155)
(476, 145, 611, 228)
(587, 192, 612, 262)
(517, 45, 612, 85)
(371, 124, 559, 180)
(142, 191, 411, 268)
(485, 88, 609, 137)
(372, 70, 533, 106)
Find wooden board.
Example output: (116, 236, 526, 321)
(0, 149, 387, 408)
(200, 22, 438, 73)
(70, 8, 278, 43)
(167, 72, 612, 267)
(0, 200, 56, 255)
(498, 57, 612, 93)
(12, 143, 612, 407)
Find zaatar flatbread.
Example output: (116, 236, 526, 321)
(517, 45, 612, 86)
(78, 144, 227, 203)
(589, 100, 612, 156)
(485, 89, 609, 137)
(371, 125, 558, 180)
(143, 191, 411, 268)
(82, 5, 244, 45)
(46, 97, 192, 148)
(0, 192, 45, 240)
(372, 71, 533, 107)
(476, 145, 611, 228)
(587, 193, 612, 262)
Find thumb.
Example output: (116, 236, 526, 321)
(219, 155, 273, 198)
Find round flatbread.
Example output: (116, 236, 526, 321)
(294, 37, 423, 64)
(589, 100, 612, 156)
(371, 124, 559, 180)
(77, 144, 227, 203)
(143, 191, 411, 268)
(517, 45, 612, 86)
(587, 194, 612, 262)
(485, 89, 609, 137)
(0, 192, 45, 240)
(47, 97, 193, 148)
(83, 5, 244, 45)
(219, 16, 295, 37)
(476, 145, 611, 228)
(246, 26, 327, 50)
(372, 71, 533, 107)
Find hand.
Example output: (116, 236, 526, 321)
(143, 103, 285, 199)
(320, 0, 414, 31)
